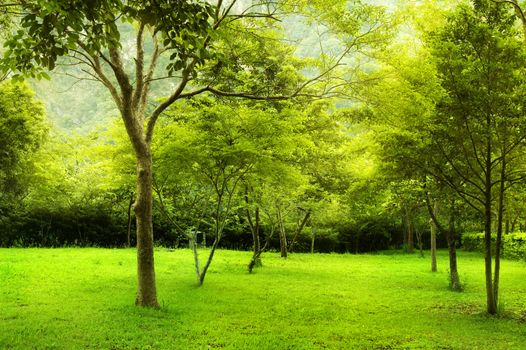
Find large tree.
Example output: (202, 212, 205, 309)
(428, 2, 526, 313)
(1, 0, 389, 307)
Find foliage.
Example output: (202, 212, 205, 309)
(462, 232, 526, 261)
(0, 80, 47, 197)
(2, 0, 213, 77)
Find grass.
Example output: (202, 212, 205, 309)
(1, 248, 525, 349)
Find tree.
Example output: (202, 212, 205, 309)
(155, 98, 273, 285)
(1, 0, 391, 307)
(0, 80, 47, 204)
(367, 36, 463, 289)
(426, 2, 526, 313)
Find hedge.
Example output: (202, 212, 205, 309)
(462, 232, 526, 260)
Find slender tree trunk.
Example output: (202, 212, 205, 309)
(447, 202, 461, 291)
(424, 189, 462, 290)
(494, 153, 506, 307)
(484, 141, 497, 314)
(430, 202, 437, 272)
(247, 207, 262, 270)
(134, 153, 159, 308)
(289, 210, 311, 253)
(245, 187, 262, 268)
(249, 224, 276, 273)
(277, 207, 288, 258)
(405, 209, 414, 253)
(253, 207, 261, 263)
(198, 239, 220, 286)
(447, 233, 460, 290)
(430, 221, 437, 272)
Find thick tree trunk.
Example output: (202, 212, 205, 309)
(134, 154, 159, 308)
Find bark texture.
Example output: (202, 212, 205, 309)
(134, 153, 159, 307)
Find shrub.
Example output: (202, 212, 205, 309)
(462, 232, 526, 260)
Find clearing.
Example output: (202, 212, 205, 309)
(0, 248, 525, 349)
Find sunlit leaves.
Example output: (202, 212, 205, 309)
(1, 0, 214, 78)
(0, 80, 48, 199)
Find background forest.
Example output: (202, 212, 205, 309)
(4, 0, 524, 255)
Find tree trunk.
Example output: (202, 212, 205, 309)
(253, 207, 261, 261)
(447, 203, 461, 291)
(430, 201, 437, 272)
(288, 210, 311, 253)
(190, 231, 201, 283)
(430, 220, 437, 272)
(424, 190, 461, 291)
(245, 188, 262, 269)
(405, 209, 414, 253)
(247, 208, 265, 273)
(198, 239, 220, 286)
(494, 153, 506, 307)
(447, 234, 460, 291)
(484, 143, 497, 314)
(277, 207, 288, 258)
(134, 153, 159, 308)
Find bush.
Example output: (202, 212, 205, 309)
(462, 232, 526, 260)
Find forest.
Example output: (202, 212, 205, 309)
(1, 0, 526, 349)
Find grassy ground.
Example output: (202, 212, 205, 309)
(0, 248, 525, 350)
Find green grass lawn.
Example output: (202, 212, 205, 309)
(0, 248, 525, 349)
